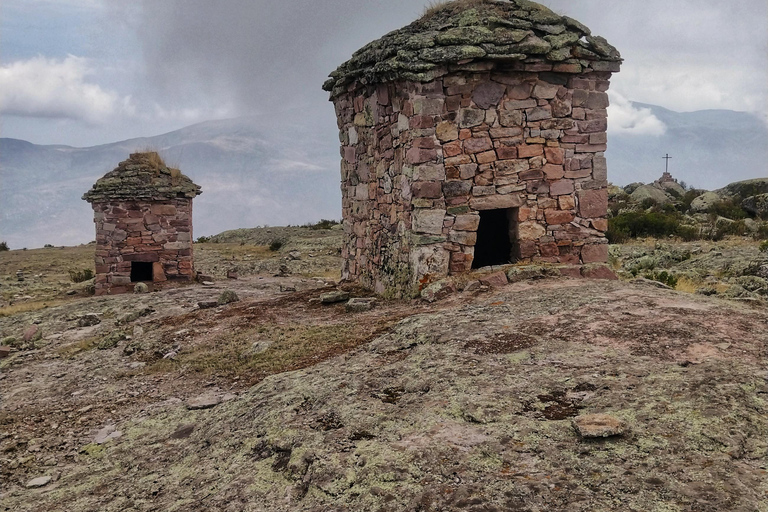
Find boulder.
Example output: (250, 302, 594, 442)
(629, 185, 670, 205)
(742, 194, 768, 219)
(78, 314, 101, 327)
(320, 291, 350, 304)
(133, 282, 149, 294)
(420, 279, 456, 302)
(345, 298, 376, 312)
(217, 290, 240, 305)
(689, 191, 721, 213)
(659, 180, 685, 197)
(572, 413, 627, 438)
(717, 178, 768, 200)
(25, 476, 52, 488)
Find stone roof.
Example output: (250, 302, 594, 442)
(82, 152, 202, 203)
(324, 0, 621, 98)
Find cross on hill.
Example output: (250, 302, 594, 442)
(663, 153, 672, 173)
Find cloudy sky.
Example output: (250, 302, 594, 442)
(1, 0, 766, 147)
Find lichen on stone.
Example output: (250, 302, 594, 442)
(82, 152, 202, 203)
(324, 0, 621, 98)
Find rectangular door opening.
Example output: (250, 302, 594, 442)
(131, 261, 154, 282)
(472, 208, 518, 269)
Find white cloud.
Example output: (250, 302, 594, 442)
(607, 91, 667, 136)
(0, 55, 133, 123)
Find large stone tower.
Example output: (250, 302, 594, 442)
(324, 0, 621, 297)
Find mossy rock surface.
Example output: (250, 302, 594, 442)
(324, 0, 621, 97)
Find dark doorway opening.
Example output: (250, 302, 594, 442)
(472, 208, 516, 269)
(131, 261, 153, 282)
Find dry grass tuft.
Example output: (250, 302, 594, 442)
(421, 0, 492, 19)
(0, 299, 68, 318)
(57, 336, 101, 358)
(674, 277, 699, 294)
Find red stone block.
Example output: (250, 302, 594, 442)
(476, 150, 497, 164)
(540, 243, 559, 257)
(480, 271, 508, 288)
(544, 147, 564, 165)
(545, 209, 575, 225)
(406, 148, 438, 164)
(577, 189, 608, 218)
(412, 181, 443, 199)
(581, 244, 609, 264)
(518, 144, 544, 158)
(413, 137, 436, 149)
(494, 147, 517, 160)
(464, 137, 493, 154)
(543, 164, 565, 180)
(582, 264, 618, 280)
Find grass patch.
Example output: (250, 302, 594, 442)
(57, 336, 101, 358)
(0, 299, 68, 318)
(148, 323, 360, 384)
(675, 277, 700, 294)
(69, 268, 94, 283)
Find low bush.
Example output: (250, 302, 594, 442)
(707, 199, 747, 220)
(196, 236, 211, 243)
(760, 240, 768, 252)
(306, 219, 340, 230)
(269, 240, 284, 252)
(644, 270, 678, 288)
(68, 268, 95, 283)
(0, 241, 8, 251)
(607, 211, 681, 241)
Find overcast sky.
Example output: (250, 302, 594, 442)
(1, 0, 767, 147)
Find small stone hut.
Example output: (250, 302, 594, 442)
(82, 152, 202, 296)
(324, 0, 621, 297)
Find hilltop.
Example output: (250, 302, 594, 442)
(0, 224, 766, 511)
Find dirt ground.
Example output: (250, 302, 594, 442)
(1, 231, 766, 511)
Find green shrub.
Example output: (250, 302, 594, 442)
(676, 226, 699, 242)
(68, 268, 94, 283)
(640, 198, 658, 210)
(607, 211, 706, 243)
(707, 199, 747, 220)
(306, 219, 340, 230)
(0, 241, 8, 251)
(759, 240, 768, 252)
(644, 270, 678, 288)
(195, 236, 211, 243)
(269, 240, 284, 252)
(44, 244, 54, 248)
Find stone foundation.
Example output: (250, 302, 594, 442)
(334, 67, 613, 297)
(91, 199, 194, 295)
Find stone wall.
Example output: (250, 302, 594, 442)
(335, 66, 613, 297)
(91, 198, 194, 295)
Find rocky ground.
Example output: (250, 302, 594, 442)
(1, 227, 767, 511)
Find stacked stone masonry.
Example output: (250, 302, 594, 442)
(334, 67, 614, 297)
(83, 152, 201, 296)
(91, 200, 195, 295)
(326, 1, 622, 297)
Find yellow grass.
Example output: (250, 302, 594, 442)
(0, 299, 68, 318)
(674, 277, 699, 294)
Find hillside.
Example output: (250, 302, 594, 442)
(1, 228, 767, 511)
(2, 103, 766, 250)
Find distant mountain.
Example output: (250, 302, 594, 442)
(1, 103, 766, 248)
(0, 113, 342, 249)
(606, 104, 767, 188)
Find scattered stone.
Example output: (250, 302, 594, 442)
(572, 413, 627, 438)
(277, 263, 290, 277)
(217, 290, 240, 305)
(506, 266, 549, 283)
(97, 331, 127, 350)
(197, 274, 215, 283)
(198, 300, 219, 309)
(186, 394, 222, 410)
(94, 425, 123, 444)
(117, 307, 154, 324)
(134, 282, 149, 294)
(462, 280, 482, 292)
(479, 271, 509, 288)
(77, 314, 101, 327)
(66, 289, 78, 296)
(0, 346, 11, 358)
(16, 271, 24, 282)
(320, 291, 350, 304)
(202, 281, 215, 286)
(345, 297, 376, 312)
(23, 325, 42, 343)
(287, 250, 302, 260)
(280, 285, 297, 292)
(420, 279, 457, 303)
(25, 476, 52, 488)
(226, 270, 239, 279)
